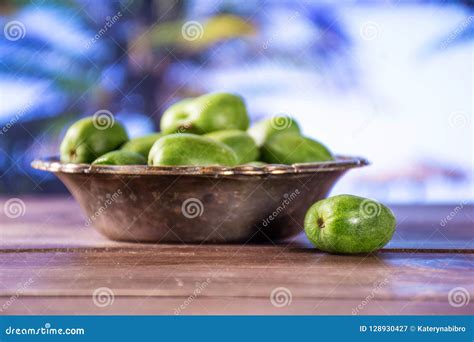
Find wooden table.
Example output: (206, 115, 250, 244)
(0, 197, 472, 315)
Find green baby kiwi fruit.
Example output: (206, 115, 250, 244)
(205, 130, 259, 164)
(248, 116, 300, 147)
(60, 116, 128, 164)
(261, 133, 333, 164)
(92, 150, 146, 165)
(160, 93, 249, 134)
(304, 195, 396, 254)
(148, 133, 238, 166)
(121, 133, 163, 158)
(159, 98, 196, 134)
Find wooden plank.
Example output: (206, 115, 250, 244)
(1, 248, 472, 298)
(0, 197, 473, 250)
(0, 197, 472, 315)
(2, 297, 471, 315)
(0, 249, 472, 315)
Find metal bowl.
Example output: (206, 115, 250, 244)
(31, 156, 369, 243)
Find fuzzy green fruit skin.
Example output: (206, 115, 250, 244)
(261, 133, 333, 164)
(60, 117, 128, 164)
(205, 130, 259, 164)
(159, 99, 198, 134)
(160, 93, 249, 134)
(248, 116, 300, 146)
(92, 151, 146, 165)
(121, 133, 163, 158)
(148, 133, 238, 166)
(304, 195, 396, 254)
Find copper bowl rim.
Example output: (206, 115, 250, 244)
(31, 155, 369, 176)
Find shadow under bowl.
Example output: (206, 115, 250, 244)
(31, 156, 369, 244)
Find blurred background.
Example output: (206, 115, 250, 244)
(0, 0, 472, 203)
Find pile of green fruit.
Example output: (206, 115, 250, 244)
(60, 92, 333, 166)
(59, 92, 396, 254)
